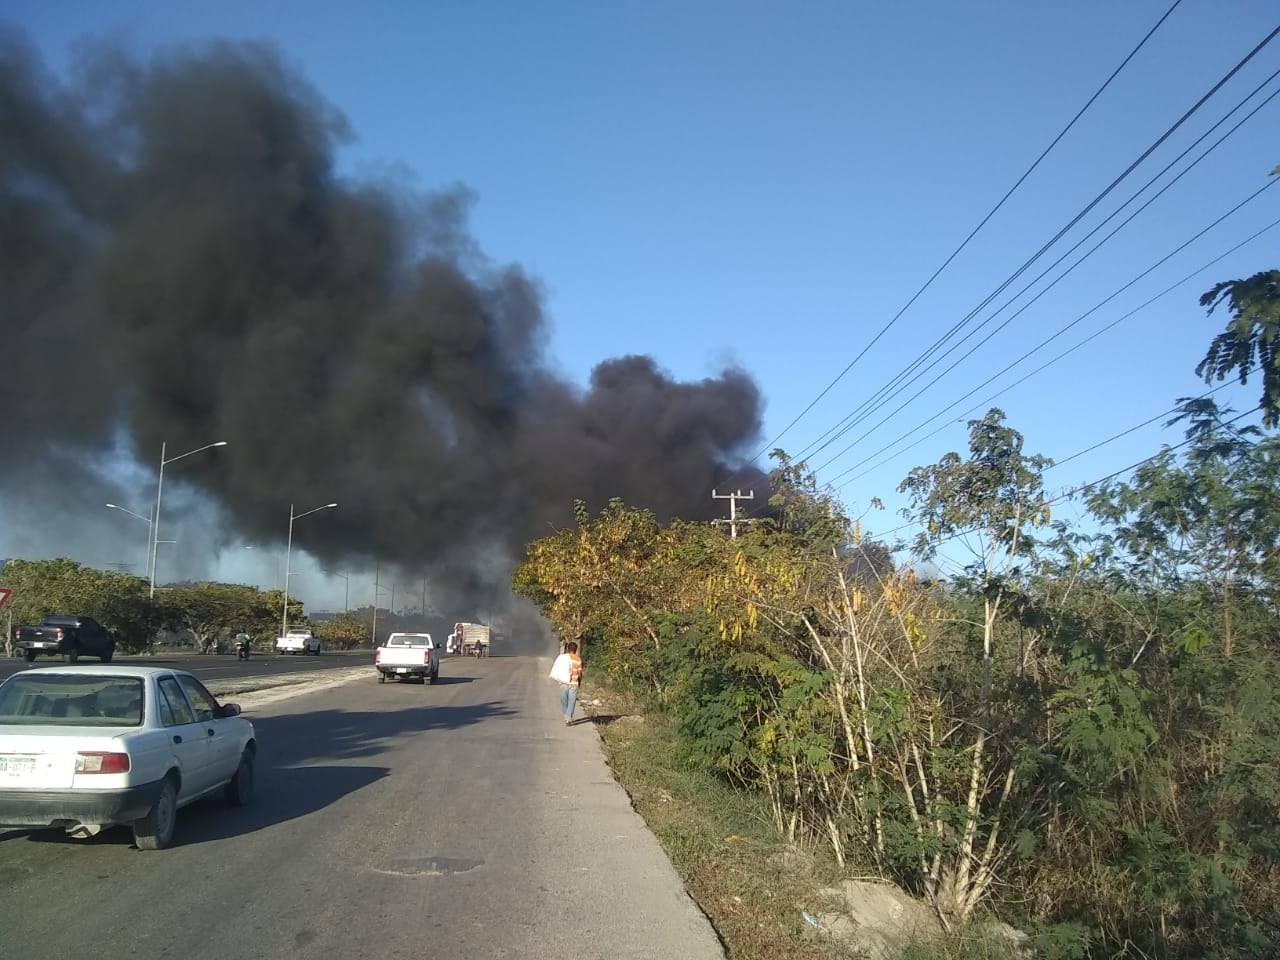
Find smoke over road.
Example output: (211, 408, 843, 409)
(0, 30, 767, 615)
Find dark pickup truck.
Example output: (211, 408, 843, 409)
(14, 615, 116, 663)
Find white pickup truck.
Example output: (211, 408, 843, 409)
(275, 629, 321, 656)
(375, 633, 440, 685)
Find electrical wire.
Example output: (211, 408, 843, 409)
(734, 0, 1189, 471)
(794, 36, 1280, 471)
(821, 197, 1280, 487)
(806, 76, 1280, 472)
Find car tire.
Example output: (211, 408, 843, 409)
(134, 777, 178, 851)
(378, 673, 386, 684)
(64, 646, 80, 664)
(23, 650, 36, 663)
(224, 749, 254, 807)
(100, 646, 114, 663)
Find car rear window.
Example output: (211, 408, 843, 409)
(0, 675, 144, 726)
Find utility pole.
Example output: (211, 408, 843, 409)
(712, 489, 755, 539)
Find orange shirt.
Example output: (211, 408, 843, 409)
(568, 653, 582, 685)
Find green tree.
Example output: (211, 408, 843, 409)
(896, 408, 1052, 922)
(1198, 268, 1280, 426)
(1086, 397, 1280, 658)
(315, 613, 367, 650)
(159, 582, 277, 652)
(513, 499, 720, 681)
(1, 558, 153, 651)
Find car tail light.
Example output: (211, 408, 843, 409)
(75, 752, 131, 774)
(55, 628, 64, 641)
(375, 648, 382, 664)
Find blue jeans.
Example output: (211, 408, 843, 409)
(558, 683, 578, 721)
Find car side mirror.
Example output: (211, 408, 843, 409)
(220, 703, 242, 718)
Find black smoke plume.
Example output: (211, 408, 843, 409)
(0, 30, 767, 619)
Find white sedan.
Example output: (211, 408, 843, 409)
(0, 665, 255, 850)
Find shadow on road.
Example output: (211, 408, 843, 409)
(1, 699, 517, 850)
(12, 763, 391, 849)
(176, 763, 390, 847)
(251, 700, 518, 766)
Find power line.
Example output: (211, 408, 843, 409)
(734, 0, 1188, 471)
(820, 193, 1280, 486)
(808, 74, 1280, 473)
(794, 34, 1280, 471)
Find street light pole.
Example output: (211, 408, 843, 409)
(106, 503, 152, 577)
(371, 562, 380, 648)
(150, 440, 228, 602)
(149, 441, 165, 598)
(281, 501, 338, 638)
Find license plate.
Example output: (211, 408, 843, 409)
(0, 756, 37, 778)
(395, 667, 408, 673)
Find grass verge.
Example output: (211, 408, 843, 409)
(580, 679, 1032, 960)
(580, 678, 839, 960)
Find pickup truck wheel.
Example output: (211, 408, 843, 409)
(224, 750, 254, 806)
(100, 646, 114, 663)
(63, 646, 80, 664)
(23, 650, 36, 663)
(134, 777, 178, 851)
(378, 673, 386, 684)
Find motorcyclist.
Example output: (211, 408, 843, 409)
(235, 630, 252, 659)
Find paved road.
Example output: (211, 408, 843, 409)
(0, 648, 370, 684)
(0, 655, 726, 960)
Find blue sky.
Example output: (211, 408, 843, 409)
(5, 0, 1278, 604)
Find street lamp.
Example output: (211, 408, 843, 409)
(150, 440, 228, 601)
(282, 502, 338, 637)
(106, 503, 152, 576)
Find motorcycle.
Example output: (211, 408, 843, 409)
(235, 638, 251, 661)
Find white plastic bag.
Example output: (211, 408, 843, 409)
(548, 654, 572, 684)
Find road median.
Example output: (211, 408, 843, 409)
(207, 664, 371, 708)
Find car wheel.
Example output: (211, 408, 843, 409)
(134, 777, 178, 851)
(100, 646, 114, 663)
(64, 646, 80, 664)
(224, 749, 254, 807)
(23, 650, 36, 663)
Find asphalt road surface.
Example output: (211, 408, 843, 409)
(0, 655, 726, 960)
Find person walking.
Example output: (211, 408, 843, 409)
(548, 640, 583, 725)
